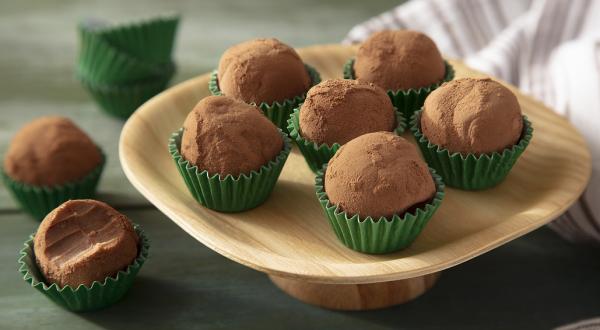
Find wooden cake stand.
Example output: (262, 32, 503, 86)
(119, 45, 591, 310)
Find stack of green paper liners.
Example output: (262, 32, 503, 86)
(77, 14, 179, 118)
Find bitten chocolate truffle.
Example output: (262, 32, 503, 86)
(354, 30, 445, 91)
(181, 95, 283, 176)
(421, 78, 523, 155)
(325, 132, 435, 219)
(299, 79, 396, 146)
(34, 199, 139, 288)
(217, 38, 311, 104)
(3, 116, 102, 186)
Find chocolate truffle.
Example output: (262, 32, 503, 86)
(299, 79, 396, 146)
(217, 38, 311, 104)
(421, 78, 523, 155)
(181, 95, 283, 176)
(3, 116, 102, 186)
(34, 199, 139, 288)
(325, 132, 435, 219)
(354, 30, 445, 91)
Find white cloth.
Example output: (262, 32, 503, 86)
(345, 0, 600, 244)
(556, 317, 600, 330)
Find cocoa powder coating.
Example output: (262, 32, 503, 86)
(181, 95, 283, 176)
(299, 79, 396, 146)
(34, 199, 139, 288)
(421, 78, 523, 155)
(218, 38, 311, 104)
(354, 30, 446, 91)
(325, 132, 436, 219)
(3, 116, 102, 186)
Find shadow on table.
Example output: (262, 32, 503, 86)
(339, 228, 600, 330)
(79, 275, 267, 329)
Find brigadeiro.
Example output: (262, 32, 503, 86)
(345, 30, 453, 124)
(325, 132, 435, 219)
(288, 79, 401, 173)
(316, 131, 444, 253)
(181, 95, 284, 176)
(412, 77, 533, 190)
(216, 38, 312, 105)
(1, 116, 105, 219)
(299, 79, 396, 146)
(3, 117, 102, 186)
(172, 95, 291, 212)
(354, 30, 446, 91)
(421, 77, 523, 155)
(34, 199, 139, 288)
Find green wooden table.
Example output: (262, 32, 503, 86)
(1, 1, 600, 329)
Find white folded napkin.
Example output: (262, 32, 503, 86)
(345, 0, 600, 244)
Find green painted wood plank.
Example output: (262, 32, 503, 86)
(1, 209, 600, 329)
(0, 0, 397, 211)
(2, 2, 600, 329)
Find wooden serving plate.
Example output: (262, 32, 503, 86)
(119, 44, 591, 310)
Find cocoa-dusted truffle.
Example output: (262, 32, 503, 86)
(325, 132, 435, 219)
(421, 78, 523, 155)
(299, 79, 395, 146)
(218, 38, 311, 104)
(3, 116, 102, 186)
(354, 30, 445, 91)
(181, 95, 283, 176)
(34, 199, 139, 288)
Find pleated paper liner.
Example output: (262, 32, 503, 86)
(343, 58, 455, 125)
(1, 152, 106, 220)
(79, 70, 173, 119)
(169, 128, 291, 212)
(410, 109, 534, 190)
(94, 14, 180, 65)
(208, 64, 321, 132)
(315, 165, 445, 254)
(18, 225, 149, 312)
(287, 107, 407, 173)
(77, 22, 174, 85)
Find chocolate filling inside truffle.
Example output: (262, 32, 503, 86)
(34, 199, 139, 288)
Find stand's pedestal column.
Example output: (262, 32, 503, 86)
(269, 272, 440, 311)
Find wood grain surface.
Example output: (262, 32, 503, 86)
(270, 273, 440, 310)
(119, 44, 592, 285)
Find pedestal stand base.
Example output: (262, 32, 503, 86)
(269, 272, 440, 311)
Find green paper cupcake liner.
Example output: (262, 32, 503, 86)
(79, 72, 173, 119)
(287, 107, 407, 173)
(1, 152, 106, 220)
(168, 128, 291, 212)
(343, 58, 454, 125)
(316, 166, 445, 254)
(77, 22, 174, 84)
(93, 14, 180, 65)
(410, 109, 534, 190)
(209, 64, 321, 132)
(18, 225, 149, 312)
